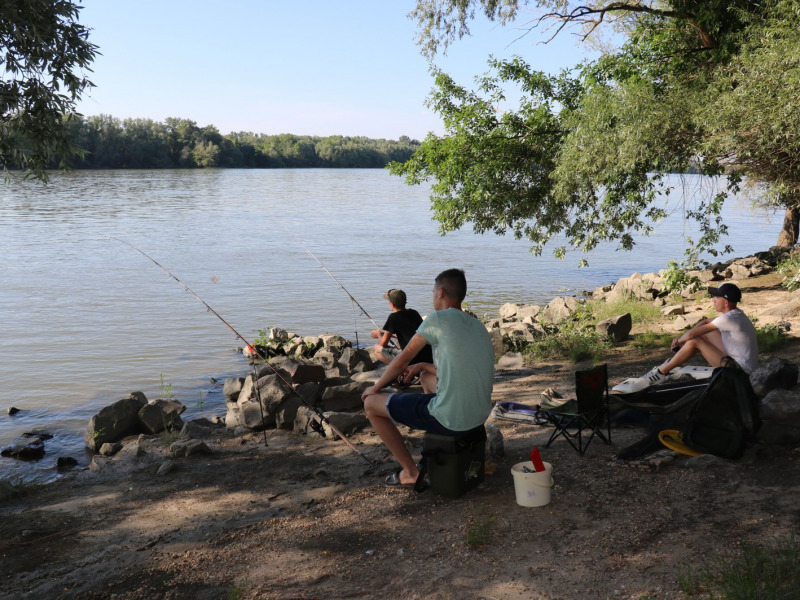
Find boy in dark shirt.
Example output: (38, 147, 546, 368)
(371, 289, 433, 366)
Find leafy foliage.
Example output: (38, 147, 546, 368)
(777, 250, 800, 291)
(1, 0, 97, 180)
(401, 0, 800, 259)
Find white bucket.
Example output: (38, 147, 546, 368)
(511, 461, 553, 507)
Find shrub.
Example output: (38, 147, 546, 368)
(777, 251, 800, 291)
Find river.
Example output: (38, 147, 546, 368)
(0, 169, 781, 481)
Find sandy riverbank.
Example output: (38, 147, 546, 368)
(2, 271, 799, 600)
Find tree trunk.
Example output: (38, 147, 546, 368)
(776, 204, 800, 248)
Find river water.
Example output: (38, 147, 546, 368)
(0, 169, 780, 481)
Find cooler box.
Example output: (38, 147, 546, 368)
(423, 425, 486, 498)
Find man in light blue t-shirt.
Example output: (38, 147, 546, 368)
(361, 269, 495, 490)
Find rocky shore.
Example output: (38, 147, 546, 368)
(2, 250, 800, 599)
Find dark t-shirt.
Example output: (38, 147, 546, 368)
(383, 309, 434, 364)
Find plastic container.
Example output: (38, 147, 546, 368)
(511, 461, 553, 507)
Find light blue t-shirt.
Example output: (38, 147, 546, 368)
(417, 308, 495, 431)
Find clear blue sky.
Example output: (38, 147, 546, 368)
(74, 1, 599, 140)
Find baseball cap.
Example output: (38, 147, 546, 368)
(383, 289, 407, 308)
(708, 283, 742, 303)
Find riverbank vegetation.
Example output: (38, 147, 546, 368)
(47, 115, 420, 170)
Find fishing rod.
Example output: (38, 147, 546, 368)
(272, 219, 392, 347)
(110, 236, 374, 466)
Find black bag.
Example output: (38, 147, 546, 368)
(680, 358, 761, 459)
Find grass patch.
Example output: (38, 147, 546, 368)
(632, 330, 673, 352)
(588, 298, 664, 325)
(678, 532, 800, 599)
(520, 329, 612, 363)
(466, 508, 496, 548)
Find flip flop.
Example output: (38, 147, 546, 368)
(384, 469, 429, 492)
(384, 470, 415, 488)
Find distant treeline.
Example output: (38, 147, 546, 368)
(55, 115, 421, 169)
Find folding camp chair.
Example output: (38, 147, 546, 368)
(544, 364, 612, 455)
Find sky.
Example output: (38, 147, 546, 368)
(73, 1, 601, 140)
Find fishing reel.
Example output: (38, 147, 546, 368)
(307, 416, 326, 438)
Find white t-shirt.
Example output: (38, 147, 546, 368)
(712, 308, 759, 374)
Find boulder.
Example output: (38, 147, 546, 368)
(319, 411, 369, 440)
(337, 347, 373, 373)
(226, 368, 294, 430)
(749, 357, 799, 399)
(673, 313, 706, 331)
(541, 296, 581, 323)
(498, 303, 520, 319)
(275, 396, 305, 430)
(758, 389, 800, 445)
(661, 305, 685, 316)
(222, 377, 245, 401)
(516, 304, 542, 321)
(596, 313, 632, 342)
(85, 392, 148, 451)
(321, 381, 370, 412)
(138, 399, 186, 435)
(1, 434, 47, 460)
(487, 326, 505, 359)
(170, 439, 211, 458)
(279, 358, 326, 386)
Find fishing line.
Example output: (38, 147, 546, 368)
(270, 218, 391, 346)
(110, 236, 374, 465)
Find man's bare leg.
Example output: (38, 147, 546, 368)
(363, 393, 419, 484)
(661, 329, 727, 373)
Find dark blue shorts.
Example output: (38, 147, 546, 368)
(386, 393, 461, 435)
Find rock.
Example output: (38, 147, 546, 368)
(516, 305, 542, 321)
(498, 321, 545, 345)
(661, 305, 685, 316)
(275, 396, 304, 430)
(85, 392, 148, 451)
(758, 389, 800, 445)
(1, 434, 46, 460)
(542, 296, 581, 323)
(319, 411, 369, 440)
(486, 423, 504, 458)
(7, 407, 20, 416)
(596, 313, 632, 342)
(280, 358, 326, 386)
(170, 439, 211, 457)
(222, 377, 245, 401)
(337, 347, 373, 373)
(294, 406, 320, 435)
(488, 326, 505, 359)
(99, 442, 123, 456)
(138, 399, 186, 435)
(228, 368, 294, 429)
(673, 313, 706, 331)
(179, 420, 213, 440)
(321, 381, 370, 412)
(57, 456, 78, 469)
(749, 357, 799, 398)
(498, 303, 520, 319)
(89, 455, 112, 472)
(157, 460, 177, 475)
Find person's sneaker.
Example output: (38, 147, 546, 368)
(643, 365, 668, 384)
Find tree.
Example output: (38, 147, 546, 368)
(1, 0, 97, 180)
(399, 0, 800, 257)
